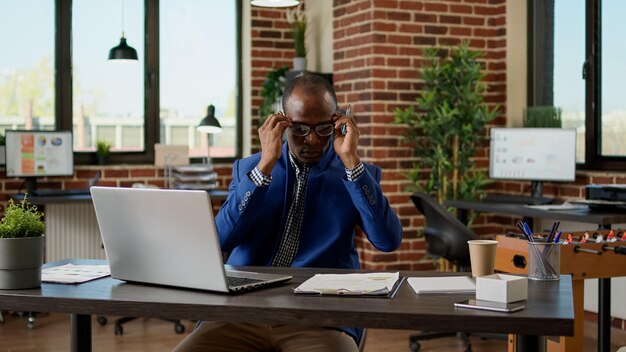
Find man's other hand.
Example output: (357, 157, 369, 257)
(258, 112, 292, 176)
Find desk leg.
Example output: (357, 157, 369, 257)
(559, 279, 584, 352)
(515, 335, 545, 352)
(599, 278, 611, 352)
(71, 314, 92, 352)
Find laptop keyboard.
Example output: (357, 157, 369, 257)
(226, 276, 266, 288)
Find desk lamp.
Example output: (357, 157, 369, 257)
(197, 105, 222, 165)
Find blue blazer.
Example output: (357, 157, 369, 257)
(215, 142, 403, 269)
(214, 143, 403, 342)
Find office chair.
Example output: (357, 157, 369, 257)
(408, 192, 476, 352)
(96, 315, 185, 335)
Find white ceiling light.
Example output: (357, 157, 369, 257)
(251, 0, 300, 8)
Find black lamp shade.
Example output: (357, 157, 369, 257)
(197, 105, 222, 134)
(108, 37, 138, 60)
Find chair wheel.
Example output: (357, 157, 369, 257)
(97, 316, 108, 326)
(114, 325, 124, 335)
(175, 322, 185, 334)
(27, 316, 35, 329)
(409, 341, 421, 352)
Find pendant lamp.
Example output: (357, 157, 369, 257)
(197, 105, 223, 134)
(108, 0, 138, 61)
(251, 0, 300, 8)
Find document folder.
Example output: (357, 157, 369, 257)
(294, 272, 403, 298)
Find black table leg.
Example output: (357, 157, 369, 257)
(599, 278, 611, 352)
(516, 335, 546, 352)
(71, 314, 92, 352)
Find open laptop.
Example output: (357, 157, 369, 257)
(90, 186, 292, 293)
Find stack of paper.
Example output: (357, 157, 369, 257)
(42, 263, 111, 284)
(294, 272, 400, 296)
(408, 276, 476, 294)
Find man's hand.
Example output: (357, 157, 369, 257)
(257, 112, 291, 176)
(333, 110, 360, 169)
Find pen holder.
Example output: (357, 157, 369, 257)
(528, 242, 560, 281)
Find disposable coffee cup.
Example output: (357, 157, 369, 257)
(467, 240, 498, 277)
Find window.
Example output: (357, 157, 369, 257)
(1, 0, 241, 164)
(0, 0, 55, 134)
(72, 0, 145, 153)
(541, 0, 626, 169)
(160, 0, 239, 159)
(554, 0, 586, 163)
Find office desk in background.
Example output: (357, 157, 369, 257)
(9, 190, 229, 262)
(0, 259, 574, 352)
(446, 199, 626, 352)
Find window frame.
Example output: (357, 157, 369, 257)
(529, 0, 626, 171)
(55, 0, 242, 165)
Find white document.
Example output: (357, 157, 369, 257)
(42, 263, 111, 284)
(294, 272, 400, 296)
(408, 276, 476, 294)
(524, 202, 589, 211)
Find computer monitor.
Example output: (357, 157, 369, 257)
(5, 130, 74, 194)
(489, 128, 576, 198)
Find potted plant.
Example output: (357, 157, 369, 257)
(0, 197, 45, 289)
(394, 42, 499, 209)
(259, 66, 289, 127)
(96, 140, 111, 165)
(524, 106, 562, 127)
(286, 4, 307, 71)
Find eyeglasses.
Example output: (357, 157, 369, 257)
(289, 122, 334, 137)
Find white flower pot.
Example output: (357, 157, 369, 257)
(293, 57, 307, 71)
(0, 236, 44, 289)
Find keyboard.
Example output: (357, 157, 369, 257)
(226, 276, 266, 288)
(483, 194, 554, 205)
(30, 189, 91, 197)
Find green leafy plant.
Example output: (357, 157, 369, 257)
(394, 42, 498, 206)
(0, 197, 45, 238)
(524, 106, 562, 127)
(0, 132, 5, 146)
(259, 66, 289, 127)
(96, 140, 111, 157)
(286, 4, 306, 57)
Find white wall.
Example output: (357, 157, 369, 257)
(242, 0, 252, 157)
(304, 0, 333, 73)
(506, 0, 527, 127)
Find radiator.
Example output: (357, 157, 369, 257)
(44, 203, 107, 262)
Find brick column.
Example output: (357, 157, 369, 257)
(333, 0, 507, 270)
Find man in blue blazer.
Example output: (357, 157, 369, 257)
(175, 75, 403, 352)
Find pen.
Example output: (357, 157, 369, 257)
(553, 231, 562, 243)
(522, 222, 534, 242)
(341, 106, 350, 136)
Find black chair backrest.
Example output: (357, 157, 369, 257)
(410, 192, 477, 267)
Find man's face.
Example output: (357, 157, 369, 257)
(284, 87, 336, 165)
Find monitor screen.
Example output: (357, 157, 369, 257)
(5, 130, 74, 177)
(489, 128, 576, 182)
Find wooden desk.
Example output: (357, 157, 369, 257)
(446, 199, 626, 352)
(0, 259, 573, 352)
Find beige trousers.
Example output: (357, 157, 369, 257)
(172, 322, 359, 352)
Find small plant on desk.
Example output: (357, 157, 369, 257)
(0, 196, 46, 289)
(96, 140, 111, 165)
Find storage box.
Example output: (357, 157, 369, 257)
(476, 274, 527, 303)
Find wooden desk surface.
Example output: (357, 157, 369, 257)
(445, 200, 626, 225)
(0, 259, 574, 337)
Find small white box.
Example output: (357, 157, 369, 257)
(476, 274, 528, 303)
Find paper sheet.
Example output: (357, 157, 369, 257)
(408, 276, 476, 294)
(42, 263, 111, 284)
(294, 272, 400, 295)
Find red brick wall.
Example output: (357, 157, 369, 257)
(333, 0, 507, 270)
(250, 5, 299, 152)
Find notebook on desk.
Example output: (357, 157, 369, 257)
(90, 186, 292, 293)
